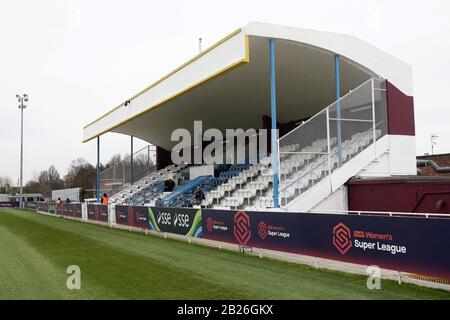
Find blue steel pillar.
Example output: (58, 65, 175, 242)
(131, 136, 134, 185)
(96, 136, 100, 201)
(270, 39, 279, 208)
(335, 55, 343, 167)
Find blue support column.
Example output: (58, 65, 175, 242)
(270, 39, 279, 208)
(335, 55, 343, 167)
(131, 136, 134, 185)
(96, 136, 100, 201)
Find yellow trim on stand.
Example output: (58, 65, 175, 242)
(82, 49, 249, 142)
(83, 29, 249, 133)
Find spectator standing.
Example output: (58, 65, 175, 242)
(101, 193, 108, 205)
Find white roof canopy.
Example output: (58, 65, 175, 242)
(83, 22, 412, 150)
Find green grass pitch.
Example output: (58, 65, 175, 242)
(0, 208, 449, 300)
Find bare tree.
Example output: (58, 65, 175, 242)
(105, 154, 122, 169)
(64, 158, 96, 190)
(47, 165, 63, 188)
(0, 176, 13, 194)
(24, 165, 63, 197)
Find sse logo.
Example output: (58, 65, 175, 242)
(333, 223, 352, 255)
(157, 212, 172, 225)
(174, 213, 190, 228)
(234, 211, 251, 245)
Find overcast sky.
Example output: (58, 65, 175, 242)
(1, 0, 449, 184)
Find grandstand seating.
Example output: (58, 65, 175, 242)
(124, 180, 165, 206)
(111, 161, 253, 207)
(157, 175, 212, 207)
(103, 77, 387, 211)
(109, 164, 186, 205)
(108, 85, 383, 211)
(201, 127, 382, 210)
(108, 125, 382, 210)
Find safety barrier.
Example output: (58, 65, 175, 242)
(61, 203, 82, 218)
(99, 145, 157, 198)
(36, 202, 49, 212)
(278, 78, 388, 206)
(87, 204, 108, 222)
(0, 201, 19, 208)
(115, 205, 202, 237)
(34, 203, 450, 283)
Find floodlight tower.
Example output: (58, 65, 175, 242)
(16, 94, 28, 209)
(431, 133, 439, 155)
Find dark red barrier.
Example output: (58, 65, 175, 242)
(87, 204, 108, 222)
(0, 202, 19, 208)
(62, 203, 82, 218)
(24, 202, 37, 209)
(36, 202, 48, 213)
(115, 205, 149, 229)
(203, 210, 299, 253)
(202, 209, 450, 280)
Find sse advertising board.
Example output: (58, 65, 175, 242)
(202, 209, 450, 280)
(148, 207, 202, 237)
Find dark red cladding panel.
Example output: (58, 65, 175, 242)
(347, 179, 450, 214)
(386, 81, 415, 135)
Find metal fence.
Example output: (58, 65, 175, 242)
(99, 145, 157, 197)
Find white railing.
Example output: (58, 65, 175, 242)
(276, 78, 388, 206)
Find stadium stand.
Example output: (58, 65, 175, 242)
(202, 126, 382, 210)
(83, 22, 421, 213)
(102, 77, 386, 210)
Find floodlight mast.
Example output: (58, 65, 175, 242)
(431, 133, 439, 155)
(16, 94, 28, 209)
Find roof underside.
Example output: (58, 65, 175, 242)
(83, 22, 412, 150)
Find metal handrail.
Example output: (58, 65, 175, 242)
(278, 78, 373, 141)
(99, 145, 156, 175)
(99, 144, 157, 198)
(279, 122, 383, 193)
